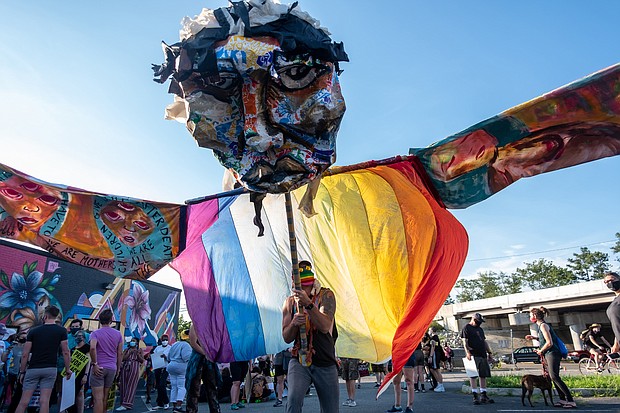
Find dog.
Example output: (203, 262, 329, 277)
(521, 374, 553, 407)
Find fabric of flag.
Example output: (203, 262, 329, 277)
(0, 163, 181, 279)
(169, 157, 468, 377)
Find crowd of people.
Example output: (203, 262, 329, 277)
(0, 266, 617, 413)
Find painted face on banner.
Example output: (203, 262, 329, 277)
(100, 201, 154, 247)
(0, 175, 62, 230)
(176, 35, 346, 193)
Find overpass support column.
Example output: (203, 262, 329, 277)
(569, 323, 586, 350)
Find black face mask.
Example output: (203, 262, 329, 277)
(607, 280, 620, 292)
(18, 338, 26, 344)
(70, 327, 80, 334)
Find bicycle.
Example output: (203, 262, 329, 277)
(578, 352, 620, 375)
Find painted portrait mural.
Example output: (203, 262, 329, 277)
(153, 0, 348, 194)
(413, 64, 620, 208)
(0, 240, 180, 344)
(0, 164, 182, 279)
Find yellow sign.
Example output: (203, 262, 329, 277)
(62, 350, 90, 376)
(107, 382, 118, 411)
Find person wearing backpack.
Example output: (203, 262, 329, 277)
(525, 307, 575, 409)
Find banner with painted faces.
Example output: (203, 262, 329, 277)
(154, 0, 348, 194)
(412, 63, 620, 209)
(0, 164, 181, 279)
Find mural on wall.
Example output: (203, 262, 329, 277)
(0, 240, 180, 344)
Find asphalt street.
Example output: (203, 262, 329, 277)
(124, 364, 620, 413)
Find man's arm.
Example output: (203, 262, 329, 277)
(19, 341, 32, 375)
(312, 290, 335, 334)
(282, 298, 300, 344)
(189, 325, 206, 356)
(89, 337, 104, 377)
(60, 340, 72, 377)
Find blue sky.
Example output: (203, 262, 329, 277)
(0, 1, 619, 299)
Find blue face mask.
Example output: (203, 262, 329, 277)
(129, 342, 137, 347)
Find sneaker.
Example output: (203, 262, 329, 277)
(404, 408, 413, 413)
(421, 387, 426, 393)
(115, 407, 129, 411)
(357, 384, 361, 389)
(273, 400, 283, 407)
(480, 392, 494, 404)
(434, 384, 445, 392)
(348, 400, 357, 407)
(386, 406, 403, 413)
(230, 404, 239, 411)
(236, 403, 246, 409)
(414, 389, 419, 393)
(374, 383, 381, 388)
(472, 393, 480, 405)
(152, 407, 163, 410)
(164, 405, 170, 410)
(342, 399, 352, 407)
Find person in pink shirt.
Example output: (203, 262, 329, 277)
(89, 309, 123, 413)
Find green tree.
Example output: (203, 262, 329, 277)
(612, 232, 620, 262)
(566, 247, 610, 281)
(455, 271, 523, 302)
(515, 258, 577, 290)
(177, 314, 192, 338)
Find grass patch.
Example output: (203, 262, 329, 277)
(471, 375, 620, 396)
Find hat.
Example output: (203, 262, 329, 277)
(590, 323, 601, 328)
(473, 313, 485, 323)
(180, 329, 190, 341)
(298, 261, 315, 286)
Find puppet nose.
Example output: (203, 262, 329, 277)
(241, 76, 283, 153)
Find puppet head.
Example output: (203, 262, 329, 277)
(154, 0, 348, 193)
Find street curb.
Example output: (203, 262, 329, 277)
(461, 385, 617, 398)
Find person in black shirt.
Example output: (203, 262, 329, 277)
(67, 330, 91, 413)
(15, 305, 72, 413)
(583, 323, 612, 371)
(460, 313, 494, 405)
(604, 272, 620, 354)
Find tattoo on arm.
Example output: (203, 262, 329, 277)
(319, 291, 336, 318)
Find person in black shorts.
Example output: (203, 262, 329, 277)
(460, 313, 494, 405)
(386, 344, 421, 413)
(273, 350, 291, 407)
(16, 305, 72, 413)
(229, 361, 249, 410)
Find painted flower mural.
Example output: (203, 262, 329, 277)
(122, 282, 152, 337)
(0, 261, 60, 331)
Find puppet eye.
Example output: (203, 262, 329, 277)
(209, 73, 240, 91)
(0, 188, 22, 200)
(277, 64, 325, 90)
(133, 220, 151, 231)
(38, 195, 59, 206)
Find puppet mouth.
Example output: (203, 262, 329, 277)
(243, 156, 315, 193)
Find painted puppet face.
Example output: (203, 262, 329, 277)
(175, 35, 346, 193)
(429, 130, 498, 181)
(0, 175, 62, 230)
(100, 201, 154, 246)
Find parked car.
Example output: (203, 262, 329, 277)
(567, 349, 590, 363)
(511, 346, 541, 363)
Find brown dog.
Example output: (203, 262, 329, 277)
(521, 374, 553, 407)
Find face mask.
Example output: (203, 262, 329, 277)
(18, 338, 26, 344)
(161, 340, 169, 346)
(76, 337, 84, 343)
(607, 280, 620, 291)
(70, 327, 80, 334)
(530, 316, 537, 323)
(473, 320, 481, 326)
(129, 342, 137, 347)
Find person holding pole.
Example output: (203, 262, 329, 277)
(282, 260, 338, 413)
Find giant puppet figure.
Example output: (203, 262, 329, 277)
(152, 0, 348, 194)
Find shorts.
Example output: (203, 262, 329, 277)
(90, 368, 117, 388)
(371, 363, 386, 373)
(473, 356, 491, 378)
(405, 350, 424, 368)
(340, 358, 359, 381)
(230, 361, 249, 382)
(428, 353, 440, 370)
(23, 367, 57, 390)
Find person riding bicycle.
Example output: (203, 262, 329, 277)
(583, 323, 612, 372)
